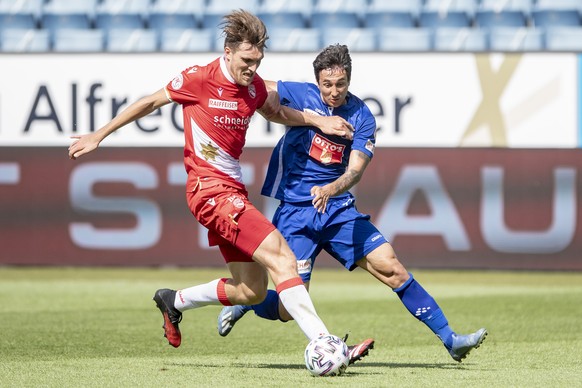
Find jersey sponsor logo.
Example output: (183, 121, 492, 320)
(171, 74, 184, 90)
(309, 133, 345, 164)
(371, 234, 382, 242)
(297, 259, 312, 275)
(248, 84, 256, 98)
(304, 108, 326, 116)
(209, 99, 238, 110)
(213, 115, 251, 130)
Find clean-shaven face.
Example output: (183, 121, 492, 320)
(317, 67, 349, 108)
(224, 42, 264, 86)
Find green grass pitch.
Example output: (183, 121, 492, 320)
(1, 267, 580, 387)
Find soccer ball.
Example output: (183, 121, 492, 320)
(304, 334, 349, 377)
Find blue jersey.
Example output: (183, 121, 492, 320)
(261, 81, 377, 203)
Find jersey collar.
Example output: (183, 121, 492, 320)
(220, 55, 236, 84)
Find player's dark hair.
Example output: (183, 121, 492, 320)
(221, 9, 269, 51)
(313, 44, 352, 83)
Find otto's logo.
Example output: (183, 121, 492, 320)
(248, 84, 256, 98)
(171, 74, 183, 90)
(309, 134, 345, 165)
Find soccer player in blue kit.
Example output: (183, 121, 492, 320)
(218, 44, 487, 363)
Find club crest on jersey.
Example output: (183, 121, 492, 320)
(201, 142, 219, 161)
(365, 139, 375, 154)
(171, 74, 183, 90)
(248, 84, 256, 98)
(309, 134, 345, 165)
(227, 195, 245, 209)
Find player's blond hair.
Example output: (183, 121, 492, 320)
(221, 9, 269, 51)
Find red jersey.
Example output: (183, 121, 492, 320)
(165, 56, 268, 190)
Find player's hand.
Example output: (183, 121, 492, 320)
(311, 185, 332, 214)
(315, 116, 354, 140)
(68, 133, 101, 160)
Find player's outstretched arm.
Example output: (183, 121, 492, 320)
(311, 150, 370, 213)
(257, 88, 354, 140)
(68, 88, 170, 160)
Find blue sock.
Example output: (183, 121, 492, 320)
(394, 273, 455, 348)
(250, 289, 282, 321)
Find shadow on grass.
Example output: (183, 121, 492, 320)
(164, 361, 468, 371)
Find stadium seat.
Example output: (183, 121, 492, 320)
(148, 13, 198, 32)
(1, 29, 50, 52)
(313, 0, 369, 18)
(433, 27, 487, 51)
(479, 0, 534, 15)
(43, 0, 99, 16)
(535, 0, 582, 12)
(310, 12, 360, 29)
(160, 28, 215, 52)
(377, 27, 432, 51)
(258, 0, 314, 18)
(150, 0, 206, 15)
(0, 0, 44, 18)
(489, 27, 543, 51)
(475, 10, 528, 28)
(200, 13, 224, 30)
(0, 13, 36, 33)
(106, 28, 158, 52)
(267, 28, 321, 51)
(368, 0, 424, 18)
(205, 0, 260, 16)
(545, 26, 582, 51)
(423, 0, 479, 18)
(257, 12, 306, 32)
(321, 28, 377, 51)
(52, 29, 104, 52)
(96, 0, 151, 17)
(532, 10, 581, 28)
(95, 13, 145, 31)
(419, 11, 471, 29)
(41, 13, 91, 33)
(364, 11, 416, 29)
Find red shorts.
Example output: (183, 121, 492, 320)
(186, 180, 276, 262)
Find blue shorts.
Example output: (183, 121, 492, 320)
(272, 198, 388, 282)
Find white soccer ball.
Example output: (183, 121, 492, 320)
(304, 334, 349, 377)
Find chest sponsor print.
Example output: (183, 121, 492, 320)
(309, 133, 346, 165)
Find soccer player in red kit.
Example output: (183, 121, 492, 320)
(68, 10, 354, 351)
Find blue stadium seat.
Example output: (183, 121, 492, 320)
(148, 13, 198, 32)
(310, 12, 360, 29)
(433, 27, 487, 51)
(535, 0, 582, 12)
(200, 13, 224, 30)
(377, 27, 432, 51)
(479, 0, 533, 15)
(95, 13, 145, 31)
(43, 0, 99, 16)
(475, 10, 528, 28)
(313, 0, 369, 18)
(150, 0, 206, 16)
(1, 29, 50, 52)
(53, 29, 104, 52)
(267, 28, 320, 51)
(423, 0, 479, 18)
(364, 11, 416, 29)
(106, 29, 158, 52)
(545, 26, 582, 51)
(258, 0, 314, 18)
(0, 13, 36, 32)
(205, 0, 260, 16)
(368, 0, 424, 18)
(97, 0, 151, 17)
(532, 10, 581, 28)
(257, 12, 306, 31)
(0, 0, 44, 19)
(41, 13, 91, 32)
(419, 11, 471, 29)
(160, 28, 215, 52)
(489, 27, 543, 51)
(321, 28, 377, 51)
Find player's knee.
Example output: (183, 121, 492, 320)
(239, 282, 267, 305)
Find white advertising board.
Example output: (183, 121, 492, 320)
(0, 52, 578, 147)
